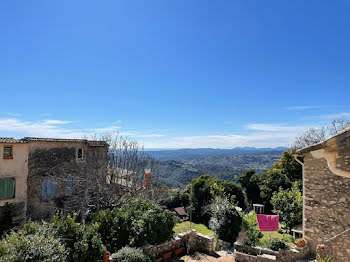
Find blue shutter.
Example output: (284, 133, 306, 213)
(65, 176, 75, 196)
(42, 178, 56, 201)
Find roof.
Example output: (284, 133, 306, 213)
(174, 207, 188, 216)
(0, 137, 108, 146)
(296, 127, 350, 155)
(0, 137, 28, 144)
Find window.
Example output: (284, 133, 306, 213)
(0, 178, 15, 200)
(77, 148, 83, 159)
(3, 146, 13, 159)
(41, 178, 56, 201)
(64, 176, 75, 196)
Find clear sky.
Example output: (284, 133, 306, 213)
(0, 0, 349, 149)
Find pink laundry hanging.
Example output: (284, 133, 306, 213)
(256, 214, 279, 232)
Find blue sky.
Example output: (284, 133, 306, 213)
(0, 0, 349, 148)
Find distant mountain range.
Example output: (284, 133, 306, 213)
(150, 147, 289, 188)
(147, 147, 289, 160)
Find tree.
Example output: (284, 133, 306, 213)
(51, 213, 105, 262)
(293, 118, 350, 148)
(237, 169, 262, 206)
(209, 196, 242, 244)
(91, 198, 178, 252)
(259, 169, 292, 212)
(271, 182, 303, 231)
(273, 150, 302, 182)
(190, 175, 245, 223)
(158, 190, 190, 209)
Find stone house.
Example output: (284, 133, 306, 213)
(0, 137, 108, 222)
(296, 128, 350, 261)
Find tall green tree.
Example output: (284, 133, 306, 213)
(271, 182, 303, 230)
(274, 150, 302, 182)
(237, 169, 262, 206)
(190, 175, 245, 223)
(209, 196, 242, 244)
(259, 169, 292, 212)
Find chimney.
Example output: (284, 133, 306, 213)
(143, 171, 152, 190)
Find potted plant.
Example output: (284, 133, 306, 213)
(295, 238, 306, 247)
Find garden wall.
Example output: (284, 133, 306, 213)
(234, 242, 309, 262)
(143, 230, 214, 258)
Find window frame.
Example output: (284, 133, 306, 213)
(77, 148, 83, 160)
(3, 145, 13, 159)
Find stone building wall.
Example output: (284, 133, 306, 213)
(26, 140, 108, 220)
(301, 130, 350, 262)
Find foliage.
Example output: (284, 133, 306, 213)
(91, 198, 178, 252)
(243, 212, 263, 246)
(293, 117, 350, 148)
(51, 213, 105, 262)
(173, 221, 215, 238)
(267, 238, 287, 251)
(190, 175, 245, 223)
(259, 169, 292, 212)
(259, 231, 293, 248)
(273, 150, 302, 182)
(317, 254, 333, 262)
(237, 169, 262, 206)
(111, 247, 151, 262)
(270, 182, 303, 230)
(209, 196, 242, 243)
(0, 203, 19, 238)
(0, 222, 66, 262)
(158, 190, 190, 209)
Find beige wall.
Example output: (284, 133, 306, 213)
(0, 143, 29, 207)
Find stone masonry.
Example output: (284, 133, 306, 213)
(297, 128, 350, 262)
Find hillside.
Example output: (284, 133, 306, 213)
(151, 147, 286, 187)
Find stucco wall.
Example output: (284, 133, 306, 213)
(0, 143, 29, 221)
(303, 144, 350, 261)
(0, 143, 29, 205)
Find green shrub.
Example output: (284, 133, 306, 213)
(91, 198, 178, 252)
(271, 182, 303, 230)
(159, 190, 190, 209)
(0, 202, 20, 238)
(190, 175, 246, 223)
(243, 212, 263, 246)
(51, 213, 105, 262)
(0, 222, 66, 262)
(209, 196, 242, 243)
(111, 247, 151, 262)
(267, 238, 287, 251)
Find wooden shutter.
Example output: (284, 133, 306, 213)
(42, 178, 56, 201)
(0, 178, 15, 200)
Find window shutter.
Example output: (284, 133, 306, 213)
(4, 178, 15, 199)
(0, 179, 5, 199)
(0, 178, 15, 200)
(42, 178, 56, 201)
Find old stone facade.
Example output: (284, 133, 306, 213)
(0, 137, 108, 221)
(297, 128, 350, 262)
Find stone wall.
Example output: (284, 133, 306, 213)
(303, 150, 350, 262)
(26, 141, 107, 221)
(234, 242, 309, 262)
(142, 230, 214, 259)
